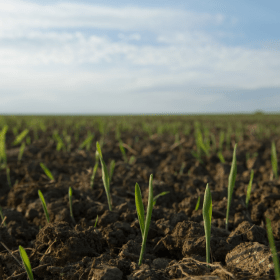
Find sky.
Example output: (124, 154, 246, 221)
(0, 0, 280, 116)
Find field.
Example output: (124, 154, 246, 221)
(0, 113, 279, 280)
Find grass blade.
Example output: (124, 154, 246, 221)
(38, 190, 50, 223)
(226, 143, 238, 231)
(203, 183, 212, 266)
(19, 245, 34, 280)
(246, 169, 254, 208)
(96, 141, 112, 211)
(40, 163, 55, 181)
(271, 141, 279, 180)
(135, 183, 145, 237)
(266, 216, 280, 280)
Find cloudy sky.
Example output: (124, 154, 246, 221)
(1, 0, 280, 116)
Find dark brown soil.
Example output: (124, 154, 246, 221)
(0, 119, 280, 280)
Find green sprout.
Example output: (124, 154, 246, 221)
(38, 190, 50, 223)
(195, 196, 200, 211)
(245, 169, 254, 208)
(119, 140, 128, 163)
(0, 125, 8, 169)
(226, 143, 238, 231)
(202, 183, 212, 266)
(96, 141, 112, 211)
(69, 187, 76, 224)
(40, 163, 55, 181)
(90, 150, 100, 189)
(12, 129, 29, 146)
(79, 132, 94, 151)
(18, 142, 26, 162)
(217, 151, 225, 164)
(153, 191, 169, 206)
(135, 174, 154, 266)
(94, 215, 98, 228)
(266, 216, 280, 280)
(271, 141, 279, 180)
(19, 245, 34, 280)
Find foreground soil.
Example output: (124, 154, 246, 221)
(0, 124, 280, 279)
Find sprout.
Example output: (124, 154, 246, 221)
(245, 169, 254, 208)
(40, 163, 55, 182)
(19, 245, 34, 280)
(203, 183, 212, 266)
(226, 143, 238, 231)
(69, 187, 76, 224)
(38, 190, 50, 223)
(135, 174, 154, 266)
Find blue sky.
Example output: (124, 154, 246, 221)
(0, 0, 280, 116)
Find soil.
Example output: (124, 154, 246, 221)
(0, 120, 280, 280)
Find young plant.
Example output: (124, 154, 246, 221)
(153, 191, 169, 206)
(69, 187, 76, 224)
(195, 196, 200, 211)
(94, 215, 98, 227)
(19, 245, 34, 280)
(96, 141, 112, 211)
(38, 190, 50, 223)
(225, 143, 238, 231)
(135, 174, 154, 266)
(271, 141, 279, 180)
(0, 125, 8, 169)
(266, 216, 280, 280)
(119, 140, 128, 163)
(40, 163, 55, 181)
(245, 169, 254, 208)
(11, 129, 29, 146)
(202, 183, 212, 266)
(90, 150, 100, 189)
(17, 142, 25, 162)
(109, 159, 115, 183)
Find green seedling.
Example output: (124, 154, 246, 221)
(153, 191, 169, 206)
(90, 150, 100, 189)
(245, 169, 254, 208)
(6, 166, 11, 188)
(217, 151, 225, 164)
(226, 143, 238, 231)
(109, 159, 115, 183)
(271, 141, 279, 180)
(94, 215, 98, 227)
(0, 205, 7, 227)
(79, 132, 94, 151)
(203, 183, 212, 266)
(12, 129, 29, 146)
(38, 190, 50, 223)
(266, 216, 280, 280)
(195, 196, 200, 211)
(119, 140, 128, 163)
(18, 142, 25, 162)
(19, 245, 34, 280)
(40, 163, 55, 181)
(0, 125, 8, 169)
(135, 174, 154, 266)
(69, 187, 76, 224)
(129, 155, 136, 165)
(96, 141, 112, 211)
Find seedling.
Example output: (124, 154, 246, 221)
(94, 215, 98, 227)
(135, 174, 154, 266)
(19, 245, 34, 280)
(12, 129, 29, 146)
(271, 141, 279, 180)
(225, 143, 238, 231)
(153, 191, 169, 206)
(195, 196, 200, 211)
(90, 150, 100, 189)
(203, 183, 212, 266)
(40, 163, 55, 181)
(69, 187, 76, 224)
(17, 142, 25, 162)
(96, 141, 112, 211)
(38, 190, 50, 223)
(109, 159, 115, 183)
(119, 140, 128, 163)
(266, 216, 280, 280)
(245, 169, 254, 208)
